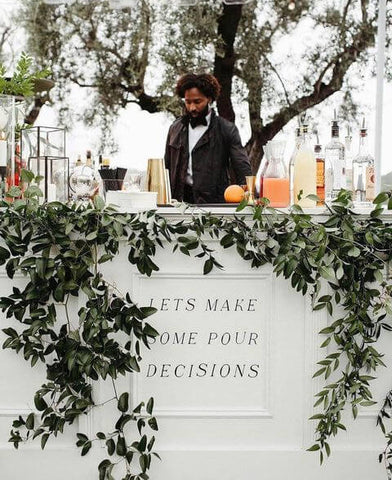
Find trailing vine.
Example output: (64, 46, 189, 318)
(1, 176, 392, 478)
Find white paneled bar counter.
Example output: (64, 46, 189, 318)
(0, 206, 390, 480)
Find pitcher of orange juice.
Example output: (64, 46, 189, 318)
(262, 140, 289, 208)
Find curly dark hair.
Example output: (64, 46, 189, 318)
(175, 73, 221, 101)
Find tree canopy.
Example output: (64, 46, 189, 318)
(18, 0, 392, 172)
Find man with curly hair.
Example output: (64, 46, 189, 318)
(164, 73, 251, 204)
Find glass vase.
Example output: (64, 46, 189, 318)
(0, 95, 25, 194)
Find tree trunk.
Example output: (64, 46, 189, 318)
(244, 72, 263, 174)
(24, 95, 49, 125)
(213, 5, 243, 122)
(246, 18, 376, 174)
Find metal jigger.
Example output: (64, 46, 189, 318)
(245, 175, 256, 204)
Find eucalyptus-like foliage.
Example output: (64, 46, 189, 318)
(1, 178, 392, 477)
(0, 175, 161, 480)
(0, 52, 50, 97)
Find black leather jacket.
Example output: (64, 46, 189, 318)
(164, 110, 251, 203)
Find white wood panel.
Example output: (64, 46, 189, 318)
(0, 238, 389, 479)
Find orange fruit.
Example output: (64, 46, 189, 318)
(224, 184, 245, 203)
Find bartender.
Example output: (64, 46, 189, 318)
(164, 73, 251, 204)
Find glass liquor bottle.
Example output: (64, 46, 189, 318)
(324, 112, 345, 202)
(345, 126, 353, 193)
(314, 136, 325, 206)
(289, 126, 302, 205)
(352, 120, 375, 206)
(86, 149, 93, 168)
(293, 124, 317, 207)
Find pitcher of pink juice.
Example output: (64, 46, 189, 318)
(262, 139, 289, 207)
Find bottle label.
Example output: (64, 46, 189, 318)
(327, 151, 345, 190)
(346, 168, 353, 192)
(365, 166, 375, 201)
(316, 159, 325, 187)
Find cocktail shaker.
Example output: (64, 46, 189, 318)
(146, 158, 169, 204)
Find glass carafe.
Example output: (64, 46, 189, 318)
(262, 140, 289, 207)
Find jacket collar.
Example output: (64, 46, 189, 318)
(180, 108, 217, 128)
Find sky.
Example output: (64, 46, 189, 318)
(1, 0, 391, 177)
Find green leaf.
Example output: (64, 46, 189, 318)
(41, 433, 50, 450)
(138, 434, 147, 452)
(139, 454, 148, 473)
(313, 367, 326, 378)
(203, 258, 213, 275)
(370, 207, 383, 218)
(24, 185, 43, 198)
(25, 413, 35, 430)
(7, 186, 22, 198)
(360, 400, 377, 407)
(20, 169, 35, 183)
(306, 194, 319, 202)
(98, 459, 112, 476)
(81, 441, 92, 456)
(116, 436, 127, 456)
(347, 246, 360, 257)
(139, 306, 158, 318)
(325, 442, 331, 457)
(86, 231, 97, 241)
(77, 433, 89, 442)
(0, 246, 10, 265)
(148, 417, 158, 431)
(146, 397, 154, 415)
(34, 394, 48, 411)
(117, 392, 129, 413)
(98, 253, 114, 264)
(373, 192, 389, 204)
(319, 266, 335, 281)
(106, 438, 115, 456)
(94, 195, 105, 210)
(307, 444, 320, 451)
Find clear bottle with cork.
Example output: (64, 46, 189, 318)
(289, 125, 302, 205)
(345, 126, 353, 193)
(352, 119, 375, 205)
(85, 149, 93, 168)
(75, 154, 83, 167)
(101, 157, 110, 169)
(293, 123, 317, 207)
(324, 110, 345, 202)
(314, 133, 325, 206)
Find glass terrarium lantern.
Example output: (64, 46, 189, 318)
(0, 95, 25, 195)
(21, 126, 69, 202)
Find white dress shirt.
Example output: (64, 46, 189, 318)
(186, 111, 212, 186)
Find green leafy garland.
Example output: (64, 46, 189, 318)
(1, 182, 392, 479)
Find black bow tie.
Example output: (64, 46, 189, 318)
(189, 116, 208, 129)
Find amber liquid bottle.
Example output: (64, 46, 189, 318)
(314, 142, 325, 206)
